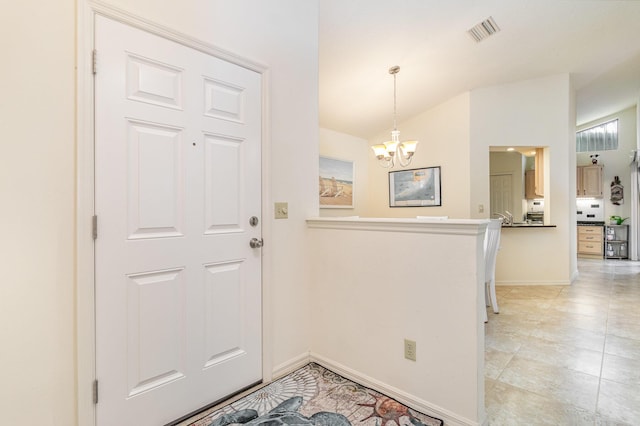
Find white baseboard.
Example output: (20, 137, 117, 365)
(309, 353, 483, 426)
(495, 279, 570, 286)
(571, 268, 579, 283)
(270, 352, 311, 380)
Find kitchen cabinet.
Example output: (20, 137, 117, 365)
(605, 225, 629, 259)
(577, 225, 603, 258)
(577, 165, 603, 197)
(524, 148, 545, 199)
(525, 169, 543, 199)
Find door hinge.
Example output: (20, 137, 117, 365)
(93, 379, 99, 404)
(92, 49, 97, 75)
(92, 215, 98, 240)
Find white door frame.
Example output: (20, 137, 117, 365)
(76, 2, 273, 424)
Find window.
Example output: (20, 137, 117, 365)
(576, 119, 618, 152)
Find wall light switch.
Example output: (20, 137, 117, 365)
(274, 202, 288, 219)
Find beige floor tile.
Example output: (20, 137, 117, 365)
(517, 336, 603, 376)
(485, 347, 514, 380)
(597, 379, 640, 425)
(486, 259, 640, 423)
(608, 302, 640, 316)
(604, 334, 640, 359)
(485, 377, 497, 394)
(484, 316, 539, 338)
(485, 331, 526, 353)
(530, 322, 605, 352)
(558, 281, 611, 304)
(486, 381, 597, 426)
(549, 299, 609, 319)
(594, 415, 634, 426)
(501, 286, 564, 300)
(497, 356, 599, 411)
(607, 318, 640, 341)
(539, 310, 608, 334)
(601, 353, 640, 386)
(495, 286, 514, 295)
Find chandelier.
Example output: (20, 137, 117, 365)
(371, 66, 418, 168)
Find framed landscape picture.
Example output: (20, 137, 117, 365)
(389, 166, 441, 207)
(319, 156, 354, 208)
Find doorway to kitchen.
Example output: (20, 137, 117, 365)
(490, 173, 513, 219)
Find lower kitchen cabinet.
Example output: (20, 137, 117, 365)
(577, 225, 603, 258)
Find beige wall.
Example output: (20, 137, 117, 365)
(2, 1, 319, 425)
(365, 93, 472, 218)
(308, 219, 487, 425)
(577, 106, 637, 222)
(0, 1, 76, 424)
(471, 74, 577, 285)
(320, 75, 577, 284)
(319, 128, 369, 217)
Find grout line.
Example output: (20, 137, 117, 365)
(594, 268, 614, 416)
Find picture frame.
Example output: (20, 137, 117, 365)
(319, 156, 354, 209)
(389, 166, 441, 207)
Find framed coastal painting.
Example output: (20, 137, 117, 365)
(389, 166, 441, 207)
(319, 156, 354, 208)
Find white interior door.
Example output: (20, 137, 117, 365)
(94, 15, 262, 426)
(490, 174, 513, 218)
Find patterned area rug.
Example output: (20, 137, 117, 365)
(187, 363, 443, 426)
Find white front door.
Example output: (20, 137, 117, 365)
(94, 15, 262, 426)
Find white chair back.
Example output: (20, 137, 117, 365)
(484, 219, 502, 281)
(484, 219, 502, 320)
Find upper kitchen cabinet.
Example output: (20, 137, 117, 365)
(525, 169, 542, 199)
(577, 165, 603, 197)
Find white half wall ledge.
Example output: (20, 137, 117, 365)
(306, 217, 490, 236)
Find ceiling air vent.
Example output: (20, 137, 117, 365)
(467, 16, 500, 43)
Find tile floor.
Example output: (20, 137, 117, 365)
(484, 259, 640, 425)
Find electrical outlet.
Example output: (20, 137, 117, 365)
(404, 339, 416, 361)
(274, 202, 288, 219)
(478, 204, 484, 213)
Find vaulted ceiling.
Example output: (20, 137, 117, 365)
(319, 0, 640, 139)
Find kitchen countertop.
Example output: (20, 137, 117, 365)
(502, 223, 557, 228)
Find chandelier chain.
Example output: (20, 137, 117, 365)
(393, 71, 397, 131)
(371, 65, 418, 168)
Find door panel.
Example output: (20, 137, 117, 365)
(490, 174, 513, 217)
(126, 268, 186, 397)
(204, 134, 244, 232)
(204, 261, 246, 366)
(95, 15, 262, 426)
(127, 120, 185, 238)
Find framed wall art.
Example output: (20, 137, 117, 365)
(389, 166, 441, 207)
(319, 156, 354, 208)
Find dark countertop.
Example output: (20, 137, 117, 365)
(502, 223, 557, 228)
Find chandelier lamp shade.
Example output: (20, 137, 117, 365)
(371, 66, 418, 168)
